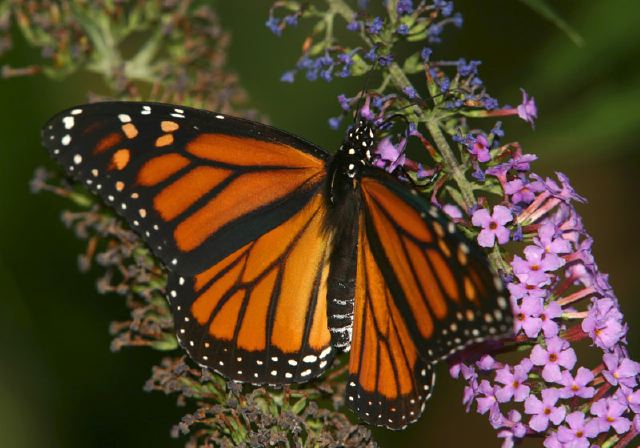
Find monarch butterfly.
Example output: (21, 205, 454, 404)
(42, 101, 513, 430)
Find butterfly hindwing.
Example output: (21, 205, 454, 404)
(346, 215, 436, 429)
(346, 172, 513, 429)
(169, 193, 335, 384)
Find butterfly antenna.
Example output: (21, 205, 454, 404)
(393, 87, 467, 118)
(353, 58, 379, 124)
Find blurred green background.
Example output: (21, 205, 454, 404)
(1, 1, 638, 446)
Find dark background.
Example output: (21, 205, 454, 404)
(1, 1, 638, 446)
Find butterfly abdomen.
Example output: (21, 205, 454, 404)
(325, 211, 359, 350)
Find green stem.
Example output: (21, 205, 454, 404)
(425, 117, 476, 210)
(390, 60, 476, 210)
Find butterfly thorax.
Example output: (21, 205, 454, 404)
(327, 119, 375, 204)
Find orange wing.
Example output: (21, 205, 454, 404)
(169, 191, 335, 383)
(346, 216, 435, 429)
(42, 102, 328, 276)
(346, 174, 513, 429)
(42, 102, 335, 383)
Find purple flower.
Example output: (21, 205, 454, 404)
(477, 355, 498, 371)
(582, 297, 626, 350)
(470, 134, 491, 162)
(443, 204, 462, 219)
(346, 19, 361, 32)
(504, 177, 544, 205)
(421, 47, 432, 61)
(337, 94, 351, 111)
(284, 14, 298, 26)
(359, 96, 373, 120)
(367, 16, 384, 34)
(378, 54, 393, 66)
(507, 274, 551, 300)
(434, 0, 454, 17)
(457, 58, 481, 77)
(452, 12, 463, 28)
(557, 367, 595, 399)
(471, 205, 512, 248)
(476, 381, 505, 429)
(402, 86, 418, 99)
(415, 163, 435, 180)
(497, 410, 527, 448)
(328, 116, 342, 130)
(397, 23, 410, 35)
(540, 301, 562, 338)
(512, 246, 565, 281)
(516, 88, 537, 126)
(265, 16, 282, 36)
(615, 385, 640, 413)
(511, 152, 537, 171)
(512, 296, 543, 338)
(463, 378, 480, 411)
(524, 388, 566, 432)
(602, 352, 639, 388)
(397, 0, 414, 15)
(374, 137, 406, 172)
(530, 337, 577, 382)
(495, 359, 532, 403)
(476, 380, 500, 415)
(590, 397, 631, 434)
(543, 432, 562, 448)
(536, 172, 586, 203)
(556, 412, 600, 448)
(280, 70, 295, 83)
(534, 222, 572, 256)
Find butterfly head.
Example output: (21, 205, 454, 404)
(339, 119, 376, 179)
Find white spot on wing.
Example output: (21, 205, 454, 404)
(62, 116, 75, 129)
(303, 355, 317, 363)
(319, 347, 332, 359)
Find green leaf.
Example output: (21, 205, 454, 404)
(519, 0, 584, 47)
(291, 397, 307, 415)
(402, 52, 422, 74)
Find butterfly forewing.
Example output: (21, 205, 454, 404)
(42, 102, 329, 275)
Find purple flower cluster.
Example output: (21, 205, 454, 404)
(457, 128, 640, 446)
(270, 0, 639, 446)
(269, 1, 468, 87)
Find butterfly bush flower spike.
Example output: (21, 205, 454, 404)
(268, 0, 639, 444)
